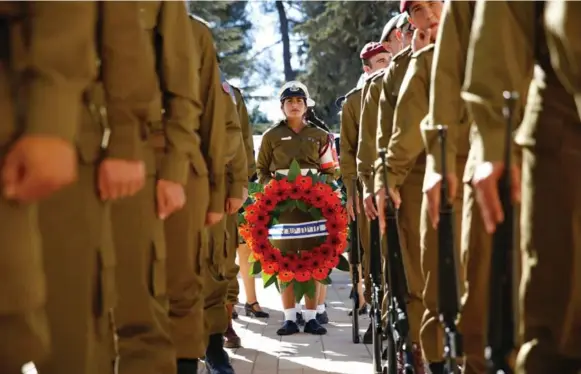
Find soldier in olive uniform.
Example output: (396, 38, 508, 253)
(375, 1, 447, 371)
(340, 41, 390, 343)
(0, 3, 96, 373)
(418, 1, 478, 372)
(257, 82, 333, 336)
(223, 84, 257, 349)
(36, 3, 161, 374)
(463, 2, 581, 373)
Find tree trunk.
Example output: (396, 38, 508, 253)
(275, 1, 296, 81)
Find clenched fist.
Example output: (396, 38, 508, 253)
(98, 158, 145, 201)
(156, 179, 186, 220)
(2, 135, 77, 203)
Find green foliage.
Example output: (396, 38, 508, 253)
(295, 1, 400, 125)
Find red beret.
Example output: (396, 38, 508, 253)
(400, 0, 411, 13)
(360, 42, 387, 60)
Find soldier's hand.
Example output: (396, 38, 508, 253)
(242, 187, 249, 202)
(156, 179, 186, 220)
(412, 28, 432, 52)
(423, 171, 458, 229)
(225, 197, 243, 215)
(376, 188, 387, 235)
(472, 161, 521, 234)
(387, 187, 402, 209)
(346, 195, 360, 222)
(98, 159, 145, 201)
(363, 193, 379, 220)
(205, 211, 224, 226)
(2, 135, 77, 203)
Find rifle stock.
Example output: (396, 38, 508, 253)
(377, 149, 415, 374)
(369, 191, 384, 374)
(486, 91, 519, 374)
(436, 125, 463, 373)
(349, 177, 361, 344)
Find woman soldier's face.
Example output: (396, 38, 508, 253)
(282, 97, 307, 119)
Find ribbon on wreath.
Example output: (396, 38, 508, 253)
(268, 219, 328, 240)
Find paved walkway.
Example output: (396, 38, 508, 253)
(214, 269, 373, 374)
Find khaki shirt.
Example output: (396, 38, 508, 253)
(421, 0, 473, 177)
(339, 88, 362, 197)
(256, 122, 335, 184)
(384, 45, 435, 190)
(223, 86, 248, 200)
(374, 47, 413, 192)
(0, 2, 97, 145)
(356, 70, 386, 197)
(232, 86, 256, 180)
(140, 1, 204, 191)
(544, 1, 581, 117)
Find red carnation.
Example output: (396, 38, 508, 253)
(264, 180, 279, 194)
(253, 192, 265, 201)
(295, 270, 312, 283)
(245, 207, 259, 223)
(263, 262, 279, 275)
(316, 244, 333, 259)
(252, 226, 268, 241)
(264, 251, 280, 264)
(312, 267, 329, 281)
(258, 196, 277, 212)
(280, 257, 293, 272)
(289, 184, 304, 200)
(255, 212, 270, 226)
(324, 255, 340, 269)
(278, 270, 294, 283)
(296, 175, 313, 190)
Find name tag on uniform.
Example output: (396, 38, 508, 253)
(281, 136, 292, 140)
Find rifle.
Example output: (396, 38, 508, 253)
(368, 180, 384, 374)
(377, 149, 415, 374)
(349, 177, 361, 344)
(485, 91, 519, 374)
(436, 125, 463, 373)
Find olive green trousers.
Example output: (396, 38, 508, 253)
(165, 174, 209, 359)
(112, 173, 174, 374)
(37, 164, 116, 374)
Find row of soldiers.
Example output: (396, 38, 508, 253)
(0, 2, 254, 374)
(339, 1, 581, 373)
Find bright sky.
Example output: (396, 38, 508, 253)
(229, 1, 303, 123)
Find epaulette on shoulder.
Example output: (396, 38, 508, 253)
(393, 45, 412, 62)
(412, 43, 435, 58)
(365, 68, 386, 82)
(230, 84, 242, 94)
(344, 86, 362, 100)
(189, 14, 212, 30)
(263, 121, 285, 135)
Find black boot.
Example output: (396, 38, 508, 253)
(205, 333, 235, 374)
(177, 358, 198, 374)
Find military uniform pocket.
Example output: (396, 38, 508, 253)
(97, 243, 117, 319)
(150, 225, 167, 298)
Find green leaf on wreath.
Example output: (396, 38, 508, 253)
(248, 181, 264, 195)
(296, 200, 308, 212)
(319, 276, 332, 285)
(287, 159, 301, 182)
(280, 280, 290, 292)
(305, 279, 316, 299)
(306, 169, 318, 184)
(293, 281, 306, 303)
(263, 273, 277, 288)
(248, 253, 256, 263)
(271, 217, 279, 225)
(319, 175, 328, 183)
(251, 261, 262, 275)
(309, 207, 323, 220)
(274, 278, 281, 293)
(337, 254, 350, 272)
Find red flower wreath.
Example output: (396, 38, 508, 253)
(239, 173, 348, 289)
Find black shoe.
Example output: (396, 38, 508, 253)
(276, 320, 300, 336)
(224, 323, 241, 349)
(304, 319, 327, 335)
(205, 334, 235, 374)
(347, 305, 368, 316)
(244, 302, 270, 318)
(296, 312, 305, 326)
(316, 311, 329, 324)
(177, 358, 198, 374)
(362, 323, 372, 344)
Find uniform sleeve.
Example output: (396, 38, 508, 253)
(356, 81, 381, 197)
(24, 2, 97, 141)
(256, 134, 274, 184)
(100, 2, 157, 161)
(461, 0, 535, 163)
(235, 90, 256, 179)
(339, 96, 359, 197)
(224, 98, 243, 163)
(386, 52, 431, 189)
(421, 0, 472, 176)
(319, 134, 336, 177)
(158, 2, 203, 185)
(545, 1, 581, 101)
(374, 66, 398, 192)
(226, 133, 248, 199)
(193, 22, 226, 214)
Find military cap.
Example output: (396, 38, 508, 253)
(335, 96, 347, 109)
(279, 81, 316, 107)
(380, 13, 402, 43)
(360, 42, 388, 60)
(400, 0, 412, 13)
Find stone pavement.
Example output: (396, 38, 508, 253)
(212, 269, 373, 374)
